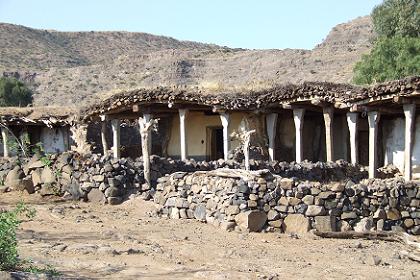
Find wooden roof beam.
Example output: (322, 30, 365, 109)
(350, 104, 402, 115)
(392, 96, 420, 105)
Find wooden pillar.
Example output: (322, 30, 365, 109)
(266, 113, 278, 162)
(368, 111, 380, 178)
(179, 109, 188, 161)
(111, 119, 120, 159)
(293, 108, 305, 163)
(100, 115, 109, 156)
(346, 112, 359, 165)
(139, 117, 150, 187)
(323, 107, 334, 162)
(139, 116, 156, 189)
(403, 104, 416, 181)
(1, 127, 9, 158)
(143, 113, 152, 155)
(219, 112, 230, 161)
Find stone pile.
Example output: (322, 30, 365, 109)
(0, 151, 369, 202)
(2, 152, 416, 235)
(154, 169, 420, 235)
(0, 152, 215, 203)
(254, 159, 367, 182)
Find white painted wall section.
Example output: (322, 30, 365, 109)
(383, 116, 420, 178)
(40, 127, 68, 153)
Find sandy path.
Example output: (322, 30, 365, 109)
(1, 192, 419, 280)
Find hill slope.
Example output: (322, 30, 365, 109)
(0, 16, 373, 106)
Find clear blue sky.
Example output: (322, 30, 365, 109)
(0, 0, 382, 49)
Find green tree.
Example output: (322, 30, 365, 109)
(372, 0, 420, 38)
(0, 77, 33, 107)
(353, 36, 420, 84)
(353, 0, 420, 85)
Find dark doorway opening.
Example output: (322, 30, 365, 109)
(207, 126, 224, 160)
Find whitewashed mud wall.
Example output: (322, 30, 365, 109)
(412, 116, 420, 178)
(40, 127, 70, 153)
(167, 112, 244, 159)
(383, 116, 420, 178)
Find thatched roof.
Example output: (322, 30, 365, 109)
(1, 76, 419, 125)
(81, 76, 420, 120)
(0, 106, 78, 126)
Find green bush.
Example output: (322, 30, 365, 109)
(353, 0, 420, 85)
(0, 202, 35, 271)
(372, 0, 419, 38)
(353, 36, 420, 84)
(0, 77, 33, 107)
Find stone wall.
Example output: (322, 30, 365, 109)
(0, 153, 216, 204)
(0, 152, 367, 202)
(154, 170, 419, 235)
(1, 152, 417, 235)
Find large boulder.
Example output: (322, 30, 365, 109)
(194, 204, 207, 221)
(354, 217, 374, 232)
(26, 159, 45, 171)
(31, 169, 42, 187)
(108, 196, 122, 205)
(284, 214, 310, 234)
(41, 167, 55, 184)
(63, 180, 83, 200)
(40, 183, 57, 196)
(305, 205, 326, 216)
(5, 166, 24, 189)
(279, 178, 294, 190)
(104, 187, 120, 197)
(314, 215, 336, 232)
(21, 178, 35, 194)
(234, 210, 267, 232)
(87, 188, 106, 203)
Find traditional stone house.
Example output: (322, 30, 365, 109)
(1, 76, 419, 180)
(0, 107, 74, 156)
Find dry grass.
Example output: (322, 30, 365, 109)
(0, 17, 374, 107)
(0, 106, 78, 119)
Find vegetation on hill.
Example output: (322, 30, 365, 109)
(0, 77, 33, 107)
(353, 0, 420, 85)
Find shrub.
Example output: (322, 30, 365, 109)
(372, 0, 419, 38)
(353, 36, 420, 84)
(352, 0, 420, 84)
(0, 77, 33, 107)
(0, 203, 35, 271)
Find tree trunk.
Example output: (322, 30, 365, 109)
(141, 131, 150, 187)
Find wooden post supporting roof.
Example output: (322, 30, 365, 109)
(143, 113, 152, 155)
(139, 116, 158, 189)
(323, 107, 334, 162)
(179, 109, 188, 161)
(403, 103, 416, 181)
(266, 113, 278, 162)
(293, 108, 305, 163)
(346, 112, 359, 165)
(111, 119, 120, 159)
(1, 127, 8, 158)
(368, 111, 380, 178)
(100, 115, 109, 157)
(219, 112, 230, 161)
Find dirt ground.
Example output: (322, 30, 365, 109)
(1, 192, 419, 280)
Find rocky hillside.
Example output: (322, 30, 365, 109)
(0, 16, 374, 106)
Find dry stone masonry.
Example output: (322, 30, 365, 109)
(0, 152, 418, 235)
(154, 169, 419, 235)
